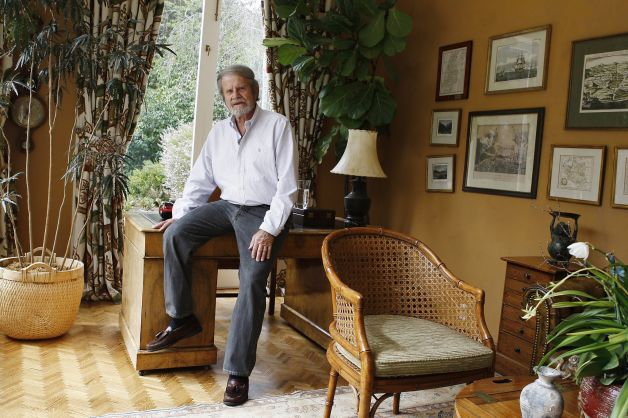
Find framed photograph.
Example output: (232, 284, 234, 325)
(485, 25, 551, 94)
(548, 145, 606, 205)
(426, 155, 455, 192)
(566, 32, 628, 128)
(463, 108, 544, 198)
(436, 41, 472, 101)
(430, 109, 461, 146)
(611, 147, 628, 208)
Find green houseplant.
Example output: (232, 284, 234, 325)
(523, 242, 628, 418)
(263, 0, 412, 161)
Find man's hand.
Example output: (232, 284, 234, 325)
(152, 218, 176, 232)
(249, 230, 275, 262)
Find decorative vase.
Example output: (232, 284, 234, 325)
(547, 211, 580, 266)
(519, 366, 564, 418)
(578, 376, 623, 418)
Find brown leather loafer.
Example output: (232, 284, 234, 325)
(223, 376, 249, 406)
(146, 316, 202, 352)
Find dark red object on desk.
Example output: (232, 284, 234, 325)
(159, 202, 173, 220)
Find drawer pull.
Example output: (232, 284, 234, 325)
(523, 272, 532, 280)
(518, 328, 525, 335)
(514, 347, 521, 353)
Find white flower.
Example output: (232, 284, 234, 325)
(568, 242, 590, 261)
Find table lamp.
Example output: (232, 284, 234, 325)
(331, 129, 386, 227)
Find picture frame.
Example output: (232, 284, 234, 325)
(548, 145, 606, 205)
(485, 25, 551, 94)
(426, 155, 455, 192)
(436, 41, 472, 101)
(611, 147, 628, 208)
(430, 109, 461, 146)
(566, 32, 628, 128)
(463, 108, 544, 198)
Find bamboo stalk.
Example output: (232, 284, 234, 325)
(25, 59, 34, 263)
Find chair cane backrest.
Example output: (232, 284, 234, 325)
(324, 227, 484, 342)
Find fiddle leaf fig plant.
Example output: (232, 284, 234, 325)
(263, 0, 412, 162)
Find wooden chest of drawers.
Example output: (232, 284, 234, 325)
(495, 256, 568, 376)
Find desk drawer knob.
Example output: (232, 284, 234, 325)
(514, 347, 521, 353)
(523, 272, 532, 280)
(518, 328, 525, 335)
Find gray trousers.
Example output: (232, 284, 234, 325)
(163, 199, 288, 376)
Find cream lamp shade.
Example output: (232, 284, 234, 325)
(331, 129, 387, 178)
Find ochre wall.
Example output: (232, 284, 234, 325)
(359, 0, 628, 340)
(4, 86, 75, 256)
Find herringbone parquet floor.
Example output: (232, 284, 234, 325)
(0, 298, 332, 417)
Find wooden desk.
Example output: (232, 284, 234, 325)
(454, 375, 579, 418)
(120, 212, 333, 373)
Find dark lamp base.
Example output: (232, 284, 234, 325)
(343, 177, 370, 227)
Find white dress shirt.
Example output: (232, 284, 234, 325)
(172, 106, 298, 236)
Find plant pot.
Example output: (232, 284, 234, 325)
(0, 255, 84, 339)
(578, 376, 623, 418)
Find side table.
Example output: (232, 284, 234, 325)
(454, 375, 579, 418)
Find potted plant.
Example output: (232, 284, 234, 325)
(263, 0, 412, 161)
(523, 242, 628, 418)
(0, 0, 165, 337)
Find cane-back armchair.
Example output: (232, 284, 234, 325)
(321, 227, 495, 418)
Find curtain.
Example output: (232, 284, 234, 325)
(74, 0, 164, 301)
(0, 28, 15, 258)
(262, 1, 330, 188)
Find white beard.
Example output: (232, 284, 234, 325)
(229, 102, 255, 117)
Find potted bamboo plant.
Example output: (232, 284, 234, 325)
(0, 0, 165, 338)
(523, 242, 628, 418)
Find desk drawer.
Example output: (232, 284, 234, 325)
(505, 264, 552, 287)
(497, 331, 533, 367)
(501, 305, 536, 342)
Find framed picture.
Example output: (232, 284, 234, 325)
(436, 41, 472, 101)
(611, 147, 628, 208)
(485, 25, 551, 94)
(426, 155, 455, 192)
(430, 109, 461, 146)
(548, 145, 606, 205)
(463, 108, 544, 198)
(566, 32, 628, 128)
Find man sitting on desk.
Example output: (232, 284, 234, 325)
(148, 64, 297, 406)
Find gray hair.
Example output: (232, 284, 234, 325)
(216, 64, 260, 101)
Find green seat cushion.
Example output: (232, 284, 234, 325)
(335, 314, 494, 377)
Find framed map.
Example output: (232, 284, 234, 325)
(436, 41, 472, 101)
(611, 147, 628, 208)
(548, 145, 606, 205)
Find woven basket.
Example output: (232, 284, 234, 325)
(0, 251, 84, 339)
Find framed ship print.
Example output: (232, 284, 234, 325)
(436, 41, 472, 101)
(426, 155, 455, 192)
(611, 147, 628, 208)
(566, 32, 628, 128)
(463, 108, 544, 198)
(430, 109, 461, 146)
(485, 25, 551, 94)
(548, 145, 605, 205)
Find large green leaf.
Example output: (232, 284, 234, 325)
(353, 0, 378, 17)
(346, 82, 375, 120)
(366, 85, 396, 127)
(318, 50, 337, 68)
(386, 7, 412, 38)
(354, 58, 371, 80)
(383, 34, 406, 56)
(262, 37, 301, 48)
(338, 116, 364, 129)
(277, 44, 307, 65)
(292, 55, 316, 80)
(359, 44, 383, 59)
(332, 39, 355, 50)
(320, 11, 353, 33)
(287, 17, 307, 47)
(274, 0, 299, 19)
(319, 82, 359, 118)
(358, 11, 386, 48)
(340, 50, 358, 76)
(314, 129, 335, 164)
(611, 380, 628, 418)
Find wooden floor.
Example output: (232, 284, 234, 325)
(0, 298, 333, 417)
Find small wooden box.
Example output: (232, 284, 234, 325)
(292, 207, 336, 228)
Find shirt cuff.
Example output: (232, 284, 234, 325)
(259, 223, 280, 237)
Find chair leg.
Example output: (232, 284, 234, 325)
(358, 387, 372, 418)
(324, 369, 339, 418)
(393, 393, 400, 414)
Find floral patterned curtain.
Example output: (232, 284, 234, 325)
(0, 28, 15, 258)
(74, 0, 164, 301)
(262, 0, 330, 187)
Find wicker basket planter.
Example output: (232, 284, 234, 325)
(0, 255, 84, 339)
